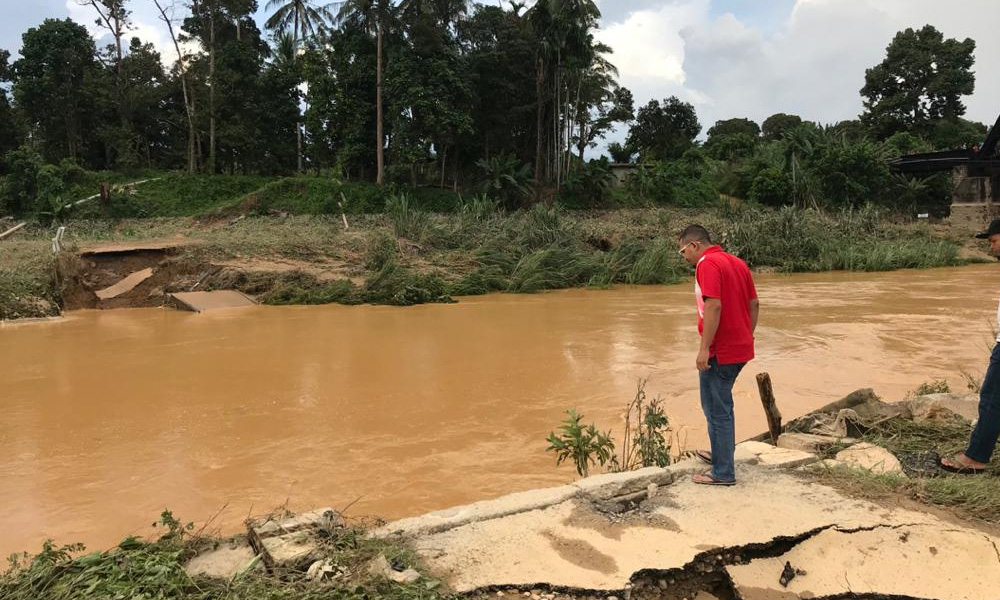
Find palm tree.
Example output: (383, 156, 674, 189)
(265, 0, 335, 48)
(333, 0, 397, 185)
(266, 1, 335, 173)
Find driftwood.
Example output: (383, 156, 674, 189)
(756, 372, 782, 445)
(745, 388, 880, 443)
(0, 222, 27, 241)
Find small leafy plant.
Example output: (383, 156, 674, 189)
(545, 409, 615, 477)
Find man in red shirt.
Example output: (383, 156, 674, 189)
(678, 225, 759, 485)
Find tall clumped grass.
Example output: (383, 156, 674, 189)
(722, 204, 961, 272)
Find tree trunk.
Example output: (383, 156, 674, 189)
(440, 145, 447, 188)
(376, 20, 385, 186)
(534, 55, 545, 184)
(208, 6, 216, 175)
(155, 0, 197, 173)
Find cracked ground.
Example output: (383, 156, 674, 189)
(388, 465, 1000, 600)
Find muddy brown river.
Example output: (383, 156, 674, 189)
(2, 265, 997, 556)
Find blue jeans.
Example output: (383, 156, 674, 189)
(966, 343, 1000, 463)
(699, 357, 746, 482)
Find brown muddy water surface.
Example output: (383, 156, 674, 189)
(2, 265, 997, 556)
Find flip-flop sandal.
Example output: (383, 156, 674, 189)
(694, 449, 712, 465)
(938, 457, 987, 475)
(692, 472, 736, 486)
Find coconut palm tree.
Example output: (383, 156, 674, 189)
(265, 0, 335, 48)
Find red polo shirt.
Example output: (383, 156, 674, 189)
(695, 246, 757, 364)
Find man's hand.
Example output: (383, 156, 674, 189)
(696, 348, 711, 371)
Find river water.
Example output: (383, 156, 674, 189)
(1, 265, 997, 556)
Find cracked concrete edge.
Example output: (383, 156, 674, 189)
(372, 466, 689, 539)
(370, 454, 797, 540)
(370, 484, 580, 538)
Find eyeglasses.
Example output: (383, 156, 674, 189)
(678, 241, 694, 256)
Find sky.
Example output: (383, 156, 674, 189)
(2, 0, 998, 148)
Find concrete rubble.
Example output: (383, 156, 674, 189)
(834, 442, 905, 474)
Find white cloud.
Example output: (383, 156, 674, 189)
(595, 0, 1000, 151)
(65, 0, 198, 68)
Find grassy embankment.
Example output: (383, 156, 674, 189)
(0, 511, 442, 600)
(0, 172, 970, 320)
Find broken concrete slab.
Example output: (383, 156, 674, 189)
(184, 543, 261, 579)
(259, 531, 321, 571)
(755, 447, 818, 469)
(95, 267, 154, 300)
(169, 290, 256, 312)
(251, 507, 339, 541)
(835, 442, 903, 474)
(727, 524, 1000, 600)
(903, 393, 980, 423)
(397, 468, 942, 592)
(571, 466, 674, 500)
(80, 238, 202, 256)
(777, 432, 854, 454)
(248, 507, 339, 572)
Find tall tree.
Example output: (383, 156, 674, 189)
(154, 0, 198, 173)
(336, 0, 397, 185)
(861, 25, 976, 139)
(265, 0, 335, 46)
(0, 50, 21, 162)
(12, 19, 100, 163)
(625, 96, 700, 161)
(78, 0, 132, 161)
(761, 112, 802, 141)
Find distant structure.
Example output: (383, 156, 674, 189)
(891, 114, 1000, 227)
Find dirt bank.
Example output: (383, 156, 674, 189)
(0, 206, 980, 319)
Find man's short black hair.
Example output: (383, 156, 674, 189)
(678, 224, 712, 244)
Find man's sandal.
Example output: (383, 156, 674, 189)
(939, 456, 988, 475)
(692, 472, 736, 486)
(694, 449, 712, 464)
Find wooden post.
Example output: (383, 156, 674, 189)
(756, 372, 782, 445)
(99, 182, 111, 208)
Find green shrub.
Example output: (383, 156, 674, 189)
(545, 409, 616, 477)
(748, 166, 792, 206)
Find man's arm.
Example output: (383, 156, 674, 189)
(749, 298, 759, 334)
(698, 297, 722, 371)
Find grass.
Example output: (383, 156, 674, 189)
(0, 239, 60, 320)
(0, 512, 444, 600)
(806, 416, 1000, 524)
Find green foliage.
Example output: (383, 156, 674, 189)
(908, 379, 952, 398)
(626, 159, 717, 207)
(612, 380, 673, 471)
(723, 205, 960, 272)
(606, 142, 634, 163)
(1, 146, 44, 215)
(761, 113, 803, 141)
(813, 138, 892, 207)
(861, 25, 976, 138)
(559, 158, 614, 208)
(11, 19, 101, 165)
(927, 117, 988, 151)
(546, 409, 616, 477)
(626, 96, 701, 161)
(476, 153, 533, 209)
(748, 166, 792, 206)
(386, 194, 432, 241)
